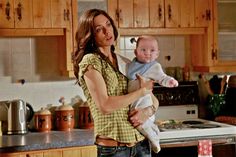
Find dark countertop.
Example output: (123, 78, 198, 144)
(0, 129, 95, 153)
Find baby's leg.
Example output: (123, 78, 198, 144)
(137, 119, 161, 153)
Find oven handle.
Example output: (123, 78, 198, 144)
(161, 137, 235, 148)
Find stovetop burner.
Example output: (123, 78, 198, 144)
(182, 120, 204, 125)
(156, 119, 222, 132)
(189, 124, 221, 129)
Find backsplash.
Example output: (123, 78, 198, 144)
(0, 35, 191, 109)
(119, 36, 190, 68)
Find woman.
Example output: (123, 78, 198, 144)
(73, 9, 158, 157)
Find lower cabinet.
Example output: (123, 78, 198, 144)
(63, 145, 97, 157)
(2, 145, 97, 157)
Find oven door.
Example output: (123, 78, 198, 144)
(153, 135, 236, 157)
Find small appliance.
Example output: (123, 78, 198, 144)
(0, 99, 34, 134)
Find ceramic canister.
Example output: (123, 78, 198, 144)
(78, 102, 94, 129)
(34, 108, 52, 132)
(55, 104, 74, 131)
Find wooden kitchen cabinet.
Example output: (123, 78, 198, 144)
(2, 145, 97, 157)
(195, 0, 212, 27)
(32, 0, 51, 28)
(0, 0, 33, 28)
(63, 145, 97, 157)
(0, 0, 78, 77)
(0, 0, 73, 29)
(51, 0, 72, 28)
(191, 0, 236, 72)
(108, 0, 201, 28)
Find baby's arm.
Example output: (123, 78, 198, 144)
(143, 62, 178, 87)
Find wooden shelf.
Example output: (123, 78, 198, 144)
(193, 65, 236, 73)
(119, 28, 206, 36)
(0, 28, 65, 37)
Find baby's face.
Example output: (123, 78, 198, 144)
(135, 39, 159, 63)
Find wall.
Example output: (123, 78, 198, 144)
(119, 36, 189, 68)
(0, 37, 86, 114)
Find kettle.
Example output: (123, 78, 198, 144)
(0, 99, 34, 134)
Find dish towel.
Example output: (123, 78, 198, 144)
(198, 140, 213, 157)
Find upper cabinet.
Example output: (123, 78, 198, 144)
(0, 0, 73, 29)
(0, 0, 33, 28)
(32, 0, 51, 28)
(108, 0, 211, 29)
(195, 0, 212, 27)
(51, 0, 72, 28)
(191, 0, 236, 72)
(0, 0, 78, 77)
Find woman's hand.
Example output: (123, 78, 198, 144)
(136, 74, 154, 96)
(128, 106, 155, 128)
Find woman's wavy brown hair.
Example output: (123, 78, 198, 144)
(72, 9, 118, 80)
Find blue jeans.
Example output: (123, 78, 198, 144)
(97, 139, 151, 157)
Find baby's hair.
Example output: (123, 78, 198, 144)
(132, 36, 158, 48)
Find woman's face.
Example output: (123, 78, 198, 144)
(93, 14, 115, 48)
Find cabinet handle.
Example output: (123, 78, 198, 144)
(168, 4, 172, 20)
(158, 4, 162, 20)
(64, 9, 67, 21)
(67, 9, 70, 21)
(64, 9, 70, 21)
(115, 9, 119, 22)
(5, 2, 11, 20)
(206, 9, 211, 21)
(17, 2, 22, 21)
(212, 49, 217, 60)
(118, 9, 122, 22)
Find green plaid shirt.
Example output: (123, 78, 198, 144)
(79, 53, 144, 143)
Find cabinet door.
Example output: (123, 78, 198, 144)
(1, 152, 42, 157)
(133, 0, 149, 27)
(51, 0, 72, 28)
(43, 150, 62, 157)
(63, 146, 97, 157)
(180, 0, 195, 27)
(32, 0, 51, 28)
(118, 0, 133, 28)
(107, 0, 118, 27)
(14, 0, 33, 28)
(150, 0, 164, 27)
(0, 0, 14, 28)
(195, 0, 212, 27)
(165, 0, 180, 27)
(26, 152, 43, 157)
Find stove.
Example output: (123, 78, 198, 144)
(153, 82, 236, 147)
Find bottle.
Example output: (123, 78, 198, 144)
(183, 66, 190, 81)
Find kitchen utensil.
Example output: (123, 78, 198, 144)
(0, 99, 34, 134)
(200, 74, 214, 95)
(225, 75, 236, 116)
(34, 108, 52, 132)
(220, 75, 227, 94)
(55, 102, 74, 131)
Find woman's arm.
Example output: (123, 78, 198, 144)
(84, 65, 153, 114)
(129, 93, 159, 127)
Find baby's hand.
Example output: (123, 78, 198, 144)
(168, 79, 179, 87)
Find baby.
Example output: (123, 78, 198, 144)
(127, 35, 178, 153)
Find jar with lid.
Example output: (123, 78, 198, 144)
(34, 108, 52, 132)
(55, 102, 74, 131)
(78, 102, 94, 129)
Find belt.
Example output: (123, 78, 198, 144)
(96, 137, 136, 147)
